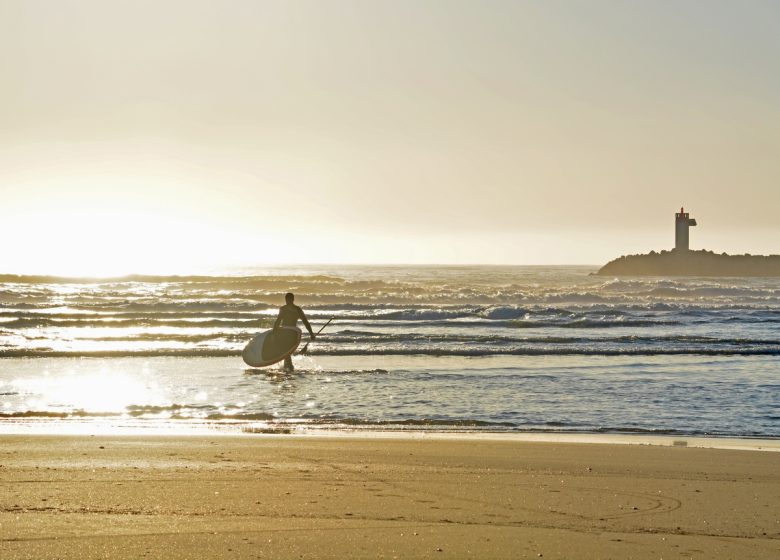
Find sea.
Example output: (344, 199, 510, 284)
(0, 266, 778, 438)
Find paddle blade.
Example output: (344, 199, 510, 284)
(296, 317, 333, 355)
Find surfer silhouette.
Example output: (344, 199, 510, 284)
(272, 293, 314, 371)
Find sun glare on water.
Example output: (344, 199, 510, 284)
(15, 367, 167, 415)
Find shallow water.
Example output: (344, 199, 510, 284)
(1, 266, 779, 437)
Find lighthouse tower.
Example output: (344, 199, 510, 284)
(675, 207, 697, 252)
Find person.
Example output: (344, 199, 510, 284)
(272, 292, 314, 371)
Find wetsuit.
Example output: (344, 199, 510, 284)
(273, 304, 313, 370)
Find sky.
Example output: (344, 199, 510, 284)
(1, 0, 779, 274)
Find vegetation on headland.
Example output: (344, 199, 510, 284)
(597, 249, 780, 277)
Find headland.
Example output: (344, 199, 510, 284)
(598, 208, 780, 276)
(598, 249, 780, 277)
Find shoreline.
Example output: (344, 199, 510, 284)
(2, 353, 776, 442)
(1, 434, 778, 558)
(1, 420, 778, 451)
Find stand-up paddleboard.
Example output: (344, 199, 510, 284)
(242, 326, 302, 367)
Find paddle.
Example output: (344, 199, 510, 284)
(298, 317, 333, 355)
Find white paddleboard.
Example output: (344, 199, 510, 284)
(242, 326, 302, 367)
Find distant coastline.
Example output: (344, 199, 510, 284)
(597, 249, 780, 277)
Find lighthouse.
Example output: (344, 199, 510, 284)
(675, 207, 697, 252)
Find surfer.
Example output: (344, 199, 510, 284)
(273, 293, 315, 371)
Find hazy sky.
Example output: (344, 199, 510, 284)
(2, 0, 779, 273)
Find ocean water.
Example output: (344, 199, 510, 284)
(0, 266, 778, 437)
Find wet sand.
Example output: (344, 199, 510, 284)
(1, 435, 778, 559)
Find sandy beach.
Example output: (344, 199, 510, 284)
(0, 435, 778, 559)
